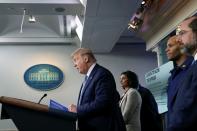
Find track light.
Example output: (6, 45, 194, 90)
(141, 1, 146, 5)
(128, 0, 147, 31)
(128, 6, 144, 30)
(128, 16, 143, 30)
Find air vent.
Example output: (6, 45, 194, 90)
(54, 7, 65, 12)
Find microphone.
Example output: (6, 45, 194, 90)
(38, 94, 47, 104)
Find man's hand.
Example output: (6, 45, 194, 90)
(68, 104, 77, 113)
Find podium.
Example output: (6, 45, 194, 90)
(0, 96, 77, 131)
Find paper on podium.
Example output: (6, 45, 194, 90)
(49, 99, 68, 112)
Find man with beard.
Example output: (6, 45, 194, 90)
(167, 16, 197, 131)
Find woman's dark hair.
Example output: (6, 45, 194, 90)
(121, 70, 139, 89)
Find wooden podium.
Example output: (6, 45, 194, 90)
(0, 96, 77, 131)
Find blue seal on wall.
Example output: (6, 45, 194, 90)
(24, 64, 64, 91)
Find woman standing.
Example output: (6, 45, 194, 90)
(119, 71, 142, 131)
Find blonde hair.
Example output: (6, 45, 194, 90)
(71, 48, 96, 62)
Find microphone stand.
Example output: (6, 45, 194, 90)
(38, 94, 47, 104)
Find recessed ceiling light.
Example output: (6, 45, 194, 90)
(54, 7, 65, 12)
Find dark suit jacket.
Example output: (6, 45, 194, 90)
(77, 64, 126, 131)
(167, 56, 193, 131)
(167, 62, 197, 131)
(138, 85, 162, 131)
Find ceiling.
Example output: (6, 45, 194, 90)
(0, 0, 191, 53)
(0, 0, 144, 53)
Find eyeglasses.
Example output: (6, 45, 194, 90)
(177, 30, 192, 36)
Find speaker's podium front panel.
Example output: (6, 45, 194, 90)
(0, 96, 77, 131)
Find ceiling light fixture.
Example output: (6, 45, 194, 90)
(141, 1, 146, 5)
(128, 16, 143, 30)
(20, 9, 26, 33)
(20, 9, 37, 33)
(128, 6, 144, 30)
(28, 15, 36, 23)
(128, 0, 148, 31)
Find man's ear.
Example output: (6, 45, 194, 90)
(84, 55, 89, 63)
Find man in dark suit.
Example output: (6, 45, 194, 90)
(167, 16, 197, 131)
(68, 48, 126, 131)
(138, 85, 163, 131)
(165, 35, 193, 131)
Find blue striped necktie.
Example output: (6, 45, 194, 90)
(192, 60, 197, 65)
(78, 75, 88, 105)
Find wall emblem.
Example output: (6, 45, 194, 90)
(24, 64, 64, 91)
